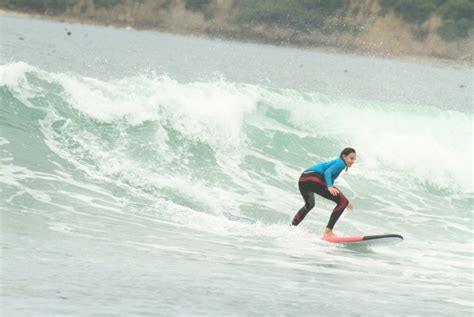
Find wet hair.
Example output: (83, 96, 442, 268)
(340, 147, 356, 171)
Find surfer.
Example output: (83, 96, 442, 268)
(291, 147, 356, 238)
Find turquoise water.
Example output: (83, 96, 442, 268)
(1, 15, 473, 316)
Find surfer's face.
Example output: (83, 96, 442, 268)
(343, 152, 356, 168)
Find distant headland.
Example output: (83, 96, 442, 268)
(1, 0, 473, 65)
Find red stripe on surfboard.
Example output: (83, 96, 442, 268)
(321, 236, 364, 243)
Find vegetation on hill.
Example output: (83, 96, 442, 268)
(379, 0, 474, 40)
(236, 0, 359, 34)
(1, 0, 473, 41)
(1, 0, 472, 63)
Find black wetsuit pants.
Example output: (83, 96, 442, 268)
(292, 171, 349, 229)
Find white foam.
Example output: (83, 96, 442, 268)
(0, 137, 10, 146)
(55, 74, 258, 148)
(0, 61, 35, 89)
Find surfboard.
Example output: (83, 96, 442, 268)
(322, 234, 403, 245)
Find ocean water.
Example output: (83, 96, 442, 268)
(1, 15, 473, 316)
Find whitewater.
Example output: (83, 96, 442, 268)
(1, 15, 473, 316)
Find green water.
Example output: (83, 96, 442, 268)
(1, 15, 473, 316)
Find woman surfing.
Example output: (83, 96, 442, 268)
(291, 147, 356, 238)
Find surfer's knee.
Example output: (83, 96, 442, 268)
(333, 193, 348, 213)
(305, 193, 315, 210)
(305, 200, 315, 211)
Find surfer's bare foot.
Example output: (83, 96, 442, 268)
(323, 228, 337, 237)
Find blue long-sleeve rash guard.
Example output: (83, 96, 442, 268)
(305, 158, 346, 187)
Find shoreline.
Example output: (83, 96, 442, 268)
(1, 9, 472, 67)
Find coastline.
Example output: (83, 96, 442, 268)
(1, 8, 472, 67)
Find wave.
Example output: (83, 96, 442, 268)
(2, 62, 471, 196)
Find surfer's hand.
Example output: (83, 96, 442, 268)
(347, 202, 353, 211)
(328, 187, 339, 196)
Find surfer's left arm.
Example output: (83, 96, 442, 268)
(324, 160, 346, 195)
